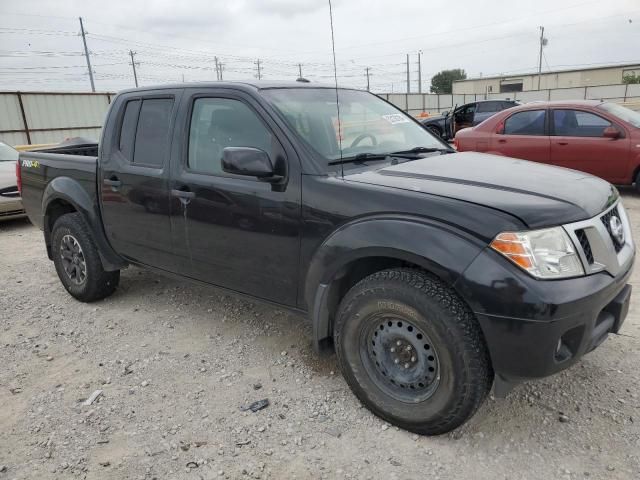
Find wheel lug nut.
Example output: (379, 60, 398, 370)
(411, 356, 416, 362)
(394, 359, 399, 364)
(406, 345, 412, 351)
(390, 347, 396, 353)
(396, 340, 402, 346)
(404, 363, 410, 369)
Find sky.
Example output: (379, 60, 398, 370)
(0, 0, 639, 93)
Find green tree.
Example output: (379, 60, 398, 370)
(430, 69, 467, 94)
(623, 73, 640, 84)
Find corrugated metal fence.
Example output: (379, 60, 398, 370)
(380, 83, 640, 116)
(0, 91, 113, 146)
(1, 84, 639, 146)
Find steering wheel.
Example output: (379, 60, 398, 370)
(350, 133, 377, 148)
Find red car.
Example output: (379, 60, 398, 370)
(455, 100, 640, 190)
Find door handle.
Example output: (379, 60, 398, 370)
(171, 189, 196, 200)
(557, 142, 569, 146)
(498, 139, 507, 143)
(103, 177, 122, 188)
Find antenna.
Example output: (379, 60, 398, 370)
(328, 0, 343, 177)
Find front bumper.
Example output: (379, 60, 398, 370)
(455, 247, 634, 388)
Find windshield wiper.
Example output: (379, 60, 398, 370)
(390, 146, 454, 155)
(328, 147, 452, 166)
(328, 152, 394, 166)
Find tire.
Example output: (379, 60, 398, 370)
(334, 268, 493, 435)
(51, 212, 120, 302)
(635, 172, 640, 195)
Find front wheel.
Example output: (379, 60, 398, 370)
(334, 268, 493, 435)
(51, 213, 120, 302)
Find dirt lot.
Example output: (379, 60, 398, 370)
(1, 193, 640, 480)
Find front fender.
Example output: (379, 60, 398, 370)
(305, 215, 486, 351)
(43, 177, 126, 271)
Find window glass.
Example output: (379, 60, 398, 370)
(118, 99, 140, 161)
(476, 102, 499, 113)
(262, 88, 447, 163)
(188, 98, 273, 175)
(553, 110, 611, 137)
(598, 102, 640, 128)
(0, 142, 18, 161)
(504, 110, 546, 135)
(133, 98, 173, 167)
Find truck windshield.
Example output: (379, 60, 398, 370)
(597, 102, 640, 128)
(262, 88, 448, 163)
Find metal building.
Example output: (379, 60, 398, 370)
(453, 63, 640, 95)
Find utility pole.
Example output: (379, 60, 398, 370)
(406, 54, 410, 94)
(78, 17, 95, 92)
(214, 56, 220, 80)
(537, 26, 545, 90)
(298, 63, 303, 78)
(129, 50, 139, 88)
(365, 67, 371, 91)
(255, 59, 262, 80)
(219, 63, 224, 80)
(417, 50, 422, 94)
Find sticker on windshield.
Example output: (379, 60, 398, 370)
(382, 114, 409, 125)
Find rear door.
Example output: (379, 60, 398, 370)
(169, 89, 302, 306)
(99, 90, 182, 271)
(549, 108, 630, 183)
(491, 109, 550, 162)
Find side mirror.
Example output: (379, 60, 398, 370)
(222, 147, 278, 179)
(495, 121, 505, 134)
(603, 126, 621, 139)
(442, 110, 450, 117)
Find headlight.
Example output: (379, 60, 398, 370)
(490, 227, 584, 279)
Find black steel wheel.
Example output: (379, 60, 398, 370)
(334, 268, 493, 435)
(51, 213, 120, 302)
(364, 314, 440, 402)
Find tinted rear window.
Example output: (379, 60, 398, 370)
(133, 98, 174, 167)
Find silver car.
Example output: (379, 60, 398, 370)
(0, 142, 26, 221)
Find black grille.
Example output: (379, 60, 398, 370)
(601, 207, 624, 252)
(575, 229, 594, 264)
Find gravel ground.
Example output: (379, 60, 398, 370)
(1, 192, 640, 480)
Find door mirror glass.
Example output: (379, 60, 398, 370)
(603, 126, 621, 139)
(222, 147, 274, 178)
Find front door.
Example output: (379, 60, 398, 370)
(491, 109, 550, 163)
(170, 91, 302, 306)
(549, 109, 630, 183)
(99, 91, 181, 271)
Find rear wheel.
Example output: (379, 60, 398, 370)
(334, 268, 492, 435)
(51, 213, 120, 302)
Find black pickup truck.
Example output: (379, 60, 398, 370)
(18, 81, 634, 435)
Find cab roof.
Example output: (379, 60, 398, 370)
(117, 80, 359, 95)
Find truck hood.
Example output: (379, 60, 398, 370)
(344, 151, 617, 228)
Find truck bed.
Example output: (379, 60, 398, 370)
(19, 150, 98, 230)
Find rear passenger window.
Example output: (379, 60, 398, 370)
(133, 99, 174, 167)
(118, 100, 140, 161)
(476, 102, 499, 113)
(504, 110, 546, 135)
